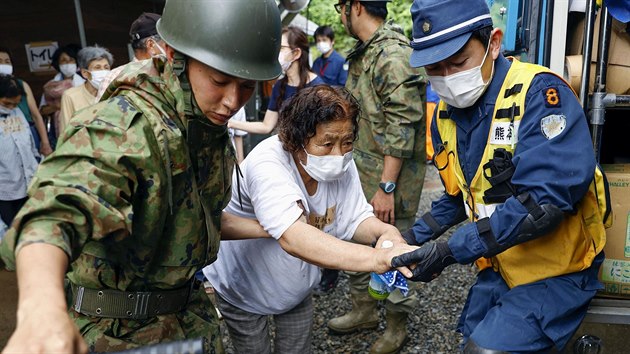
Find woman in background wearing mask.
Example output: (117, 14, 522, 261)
(228, 26, 324, 135)
(0, 48, 53, 157)
(59, 45, 112, 135)
(40, 44, 84, 147)
(0, 75, 40, 228)
(203, 85, 416, 354)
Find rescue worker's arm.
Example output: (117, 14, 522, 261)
(402, 119, 467, 246)
(2, 243, 88, 354)
(220, 211, 271, 240)
(278, 215, 417, 275)
(370, 47, 426, 225)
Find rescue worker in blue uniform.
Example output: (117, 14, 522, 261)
(312, 25, 348, 87)
(391, 0, 611, 352)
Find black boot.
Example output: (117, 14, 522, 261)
(314, 269, 339, 295)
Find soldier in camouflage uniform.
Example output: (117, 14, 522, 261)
(328, 1, 426, 353)
(0, 0, 282, 353)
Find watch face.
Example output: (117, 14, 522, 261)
(381, 182, 396, 193)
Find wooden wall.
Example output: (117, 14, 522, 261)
(0, 0, 165, 99)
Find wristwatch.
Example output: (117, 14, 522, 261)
(379, 181, 396, 194)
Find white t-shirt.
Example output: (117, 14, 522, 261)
(203, 135, 373, 315)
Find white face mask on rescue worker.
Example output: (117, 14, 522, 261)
(427, 39, 495, 109)
(88, 70, 110, 89)
(300, 149, 353, 182)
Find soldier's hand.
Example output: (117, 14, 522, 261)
(371, 189, 395, 225)
(3, 303, 87, 354)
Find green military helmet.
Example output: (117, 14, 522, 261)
(157, 0, 282, 81)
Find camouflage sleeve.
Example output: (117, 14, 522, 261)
(0, 98, 154, 269)
(373, 47, 426, 158)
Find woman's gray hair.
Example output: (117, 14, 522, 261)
(77, 45, 114, 69)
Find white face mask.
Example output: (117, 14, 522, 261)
(59, 63, 77, 78)
(0, 105, 14, 115)
(0, 64, 13, 76)
(88, 69, 111, 89)
(278, 50, 295, 73)
(300, 149, 353, 182)
(316, 41, 332, 55)
(427, 40, 494, 109)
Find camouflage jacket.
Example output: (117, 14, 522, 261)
(0, 57, 231, 351)
(346, 21, 427, 220)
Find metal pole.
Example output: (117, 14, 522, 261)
(74, 0, 87, 48)
(590, 6, 612, 162)
(579, 0, 598, 110)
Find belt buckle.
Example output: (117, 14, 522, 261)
(130, 291, 151, 320)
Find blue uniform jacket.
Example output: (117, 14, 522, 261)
(409, 55, 597, 264)
(312, 50, 348, 86)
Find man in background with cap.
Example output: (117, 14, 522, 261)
(328, 1, 426, 353)
(0, 0, 283, 352)
(391, 0, 609, 352)
(95, 12, 166, 101)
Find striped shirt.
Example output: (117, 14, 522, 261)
(0, 107, 39, 200)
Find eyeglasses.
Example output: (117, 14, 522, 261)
(334, 1, 347, 14)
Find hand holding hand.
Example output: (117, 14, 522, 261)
(375, 242, 419, 277)
(390, 241, 457, 282)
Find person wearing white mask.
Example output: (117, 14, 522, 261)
(40, 44, 85, 148)
(204, 85, 417, 354)
(312, 25, 348, 87)
(392, 0, 610, 352)
(0, 76, 40, 229)
(59, 45, 113, 135)
(95, 13, 166, 101)
(0, 48, 53, 157)
(228, 26, 324, 135)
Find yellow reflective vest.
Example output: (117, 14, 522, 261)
(434, 58, 610, 288)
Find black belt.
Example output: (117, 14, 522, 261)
(71, 282, 193, 320)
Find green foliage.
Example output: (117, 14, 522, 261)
(302, 0, 414, 57)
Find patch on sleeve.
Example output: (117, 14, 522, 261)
(543, 87, 561, 107)
(343, 63, 349, 71)
(540, 114, 567, 140)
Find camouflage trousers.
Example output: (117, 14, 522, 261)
(70, 285, 224, 353)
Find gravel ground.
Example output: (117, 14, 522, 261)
(219, 166, 477, 353)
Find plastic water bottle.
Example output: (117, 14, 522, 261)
(368, 240, 393, 300)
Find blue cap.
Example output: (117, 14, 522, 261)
(604, 0, 630, 23)
(409, 0, 493, 67)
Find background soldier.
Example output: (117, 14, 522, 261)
(329, 1, 426, 353)
(0, 0, 282, 352)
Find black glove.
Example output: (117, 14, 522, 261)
(390, 241, 457, 282)
(401, 228, 417, 245)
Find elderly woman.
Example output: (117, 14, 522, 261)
(203, 85, 417, 353)
(59, 45, 112, 134)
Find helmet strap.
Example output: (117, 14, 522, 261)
(172, 51, 187, 76)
